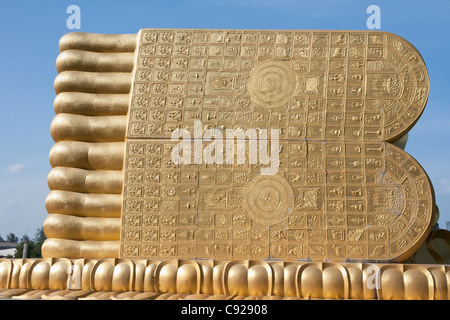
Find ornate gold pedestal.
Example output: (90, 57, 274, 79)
(1, 258, 449, 300)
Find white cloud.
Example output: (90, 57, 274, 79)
(437, 178, 450, 195)
(0, 199, 18, 214)
(7, 163, 25, 173)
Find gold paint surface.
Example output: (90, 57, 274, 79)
(0, 258, 448, 300)
(119, 29, 434, 262)
(126, 30, 429, 142)
(43, 32, 136, 258)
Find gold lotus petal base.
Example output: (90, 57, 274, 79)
(0, 258, 448, 300)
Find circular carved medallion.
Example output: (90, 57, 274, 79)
(248, 60, 297, 108)
(243, 174, 294, 226)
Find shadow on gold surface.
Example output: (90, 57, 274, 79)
(409, 228, 450, 265)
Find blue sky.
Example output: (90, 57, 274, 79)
(0, 0, 449, 239)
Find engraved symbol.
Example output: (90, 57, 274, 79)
(243, 174, 294, 226)
(348, 229, 365, 242)
(288, 246, 304, 257)
(248, 60, 297, 108)
(296, 188, 321, 210)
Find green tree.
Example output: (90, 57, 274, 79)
(32, 227, 46, 257)
(14, 228, 46, 258)
(14, 235, 32, 258)
(6, 233, 18, 243)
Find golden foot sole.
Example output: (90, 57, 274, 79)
(43, 29, 434, 263)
